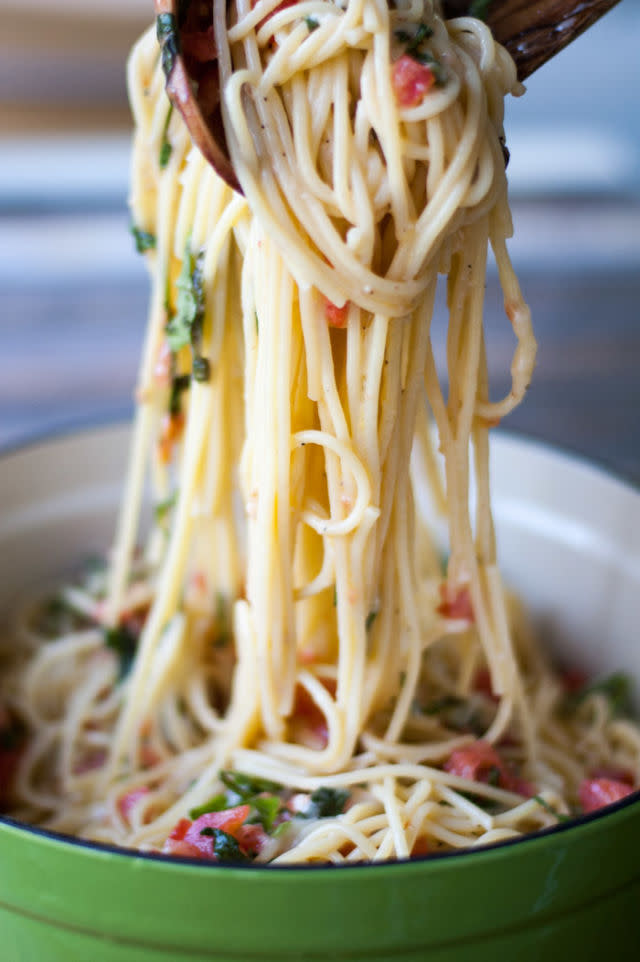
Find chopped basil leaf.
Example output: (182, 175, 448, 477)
(486, 765, 501, 787)
(199, 827, 249, 862)
(365, 610, 378, 631)
(188, 794, 228, 820)
(157, 14, 180, 79)
(563, 672, 632, 718)
(192, 356, 211, 382)
(395, 22, 433, 50)
(219, 770, 283, 803)
(166, 240, 205, 352)
(34, 595, 79, 638)
(104, 624, 138, 680)
(409, 50, 446, 85)
(131, 225, 156, 253)
(156, 12, 176, 43)
(534, 795, 572, 823)
(305, 16, 319, 31)
(169, 373, 190, 417)
(155, 491, 177, 522)
(302, 786, 349, 819)
(469, 0, 491, 22)
(159, 104, 174, 169)
(421, 694, 464, 715)
(247, 795, 281, 832)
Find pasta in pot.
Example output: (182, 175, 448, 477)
(1, 0, 638, 863)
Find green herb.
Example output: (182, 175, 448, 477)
(421, 694, 488, 736)
(34, 595, 78, 637)
(563, 672, 632, 718)
(395, 22, 433, 50)
(305, 16, 319, 31)
(199, 827, 249, 862)
(155, 491, 178, 523)
(104, 624, 138, 680)
(534, 795, 572, 823)
(272, 820, 292, 838)
(166, 240, 205, 353)
(422, 694, 465, 716)
(192, 356, 211, 382)
(219, 770, 283, 803)
(254, 311, 259, 334)
(157, 13, 180, 79)
(469, 0, 491, 22)
(486, 765, 502, 787)
(247, 794, 282, 832)
(131, 225, 156, 253)
(189, 794, 228, 820)
(301, 786, 350, 819)
(169, 373, 190, 417)
(156, 12, 176, 43)
(159, 104, 174, 169)
(365, 610, 378, 631)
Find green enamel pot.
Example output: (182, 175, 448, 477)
(1, 424, 639, 961)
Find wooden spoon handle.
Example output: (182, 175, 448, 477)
(443, 0, 621, 80)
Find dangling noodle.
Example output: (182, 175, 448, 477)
(1, 0, 639, 863)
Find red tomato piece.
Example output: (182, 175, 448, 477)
(444, 740, 531, 796)
(158, 412, 185, 464)
(325, 299, 349, 328)
(184, 804, 251, 857)
(473, 668, 498, 701)
(588, 767, 635, 786)
(579, 777, 635, 814)
(292, 678, 337, 749)
(437, 583, 474, 622)
(444, 741, 504, 783)
(411, 837, 430, 857)
(392, 55, 435, 107)
(236, 822, 270, 855)
(560, 667, 588, 693)
(118, 786, 151, 822)
(163, 819, 203, 858)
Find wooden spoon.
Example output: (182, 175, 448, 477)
(154, 0, 621, 193)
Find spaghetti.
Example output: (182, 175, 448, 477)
(1, 0, 638, 862)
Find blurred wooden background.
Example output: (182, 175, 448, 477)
(0, 0, 639, 482)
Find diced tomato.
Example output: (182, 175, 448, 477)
(437, 583, 474, 622)
(163, 818, 203, 858)
(411, 837, 430, 857)
(0, 747, 22, 809)
(392, 55, 435, 108)
(560, 667, 589, 693)
(325, 299, 349, 328)
(251, 0, 297, 44)
(236, 822, 270, 855)
(589, 767, 635, 786)
(184, 804, 251, 857)
(291, 678, 337, 750)
(579, 777, 635, 814)
(473, 668, 498, 702)
(158, 412, 185, 464)
(0, 710, 25, 809)
(444, 740, 533, 796)
(118, 786, 151, 822)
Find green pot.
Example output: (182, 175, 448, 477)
(1, 801, 639, 961)
(1, 427, 639, 960)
